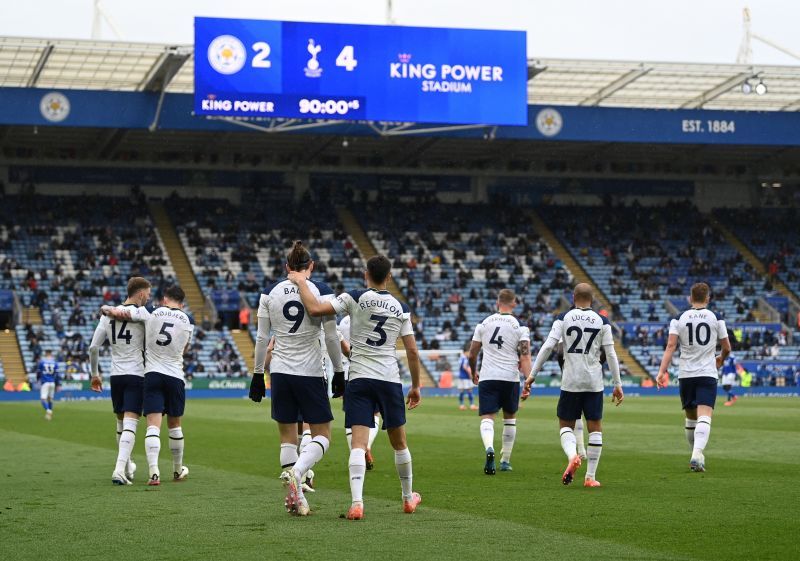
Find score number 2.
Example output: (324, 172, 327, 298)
(247, 43, 357, 71)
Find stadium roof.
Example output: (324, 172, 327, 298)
(2, 36, 800, 111)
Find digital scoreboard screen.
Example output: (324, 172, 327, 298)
(194, 17, 527, 126)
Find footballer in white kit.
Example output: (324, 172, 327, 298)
(90, 276, 151, 486)
(288, 255, 423, 521)
(339, 314, 382, 468)
(526, 284, 623, 487)
(657, 282, 730, 472)
(249, 242, 344, 517)
(467, 288, 531, 475)
(102, 285, 194, 486)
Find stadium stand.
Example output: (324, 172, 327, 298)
(540, 201, 799, 379)
(348, 191, 580, 384)
(0, 192, 247, 379)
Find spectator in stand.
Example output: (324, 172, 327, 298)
(239, 305, 251, 329)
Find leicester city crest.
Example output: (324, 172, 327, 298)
(535, 108, 563, 137)
(39, 92, 70, 123)
(207, 35, 247, 75)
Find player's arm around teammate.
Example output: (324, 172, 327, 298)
(289, 255, 422, 519)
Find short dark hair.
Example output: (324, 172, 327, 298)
(287, 240, 312, 272)
(127, 277, 151, 298)
(164, 285, 185, 304)
(498, 288, 516, 306)
(366, 255, 391, 285)
(690, 282, 710, 303)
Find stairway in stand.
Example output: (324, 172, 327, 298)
(530, 209, 649, 379)
(711, 217, 800, 308)
(336, 207, 436, 387)
(0, 330, 27, 385)
(149, 202, 255, 369)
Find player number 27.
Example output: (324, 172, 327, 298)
(566, 326, 600, 354)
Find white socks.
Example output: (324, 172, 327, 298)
(395, 448, 413, 500)
(586, 431, 602, 480)
(500, 419, 516, 463)
(480, 418, 494, 451)
(368, 415, 380, 449)
(693, 416, 712, 455)
(115, 418, 138, 474)
(575, 418, 587, 456)
(349, 448, 366, 504)
(168, 427, 184, 473)
(685, 418, 697, 448)
(560, 427, 577, 459)
(280, 443, 298, 469)
(345, 428, 353, 450)
(145, 425, 161, 474)
(294, 435, 329, 480)
(299, 430, 312, 454)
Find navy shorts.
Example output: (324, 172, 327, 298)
(271, 372, 333, 425)
(110, 375, 144, 415)
(679, 376, 718, 410)
(478, 380, 520, 415)
(557, 390, 603, 421)
(344, 378, 405, 430)
(143, 372, 186, 417)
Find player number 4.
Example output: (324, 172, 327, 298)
(336, 45, 357, 71)
(489, 327, 504, 349)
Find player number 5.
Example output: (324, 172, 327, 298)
(156, 323, 174, 346)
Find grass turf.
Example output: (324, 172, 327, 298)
(0, 395, 797, 561)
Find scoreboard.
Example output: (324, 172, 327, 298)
(194, 17, 527, 126)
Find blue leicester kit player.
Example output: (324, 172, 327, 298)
(721, 354, 739, 406)
(249, 241, 344, 517)
(288, 255, 422, 521)
(457, 343, 477, 411)
(468, 289, 531, 474)
(37, 350, 60, 420)
(526, 284, 624, 487)
(658, 282, 730, 472)
(90, 277, 151, 485)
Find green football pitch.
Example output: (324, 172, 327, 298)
(1, 396, 797, 561)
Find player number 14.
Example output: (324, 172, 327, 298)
(336, 45, 357, 71)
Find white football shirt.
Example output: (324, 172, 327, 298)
(128, 306, 194, 381)
(338, 315, 351, 344)
(258, 279, 336, 377)
(472, 313, 530, 382)
(338, 315, 352, 372)
(545, 308, 614, 392)
(669, 307, 728, 379)
(331, 289, 413, 384)
(93, 304, 146, 377)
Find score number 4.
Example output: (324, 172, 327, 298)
(249, 43, 357, 71)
